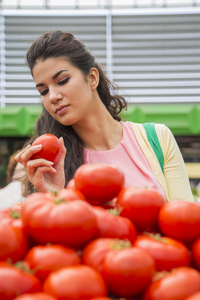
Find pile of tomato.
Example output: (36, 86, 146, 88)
(1, 163, 200, 300)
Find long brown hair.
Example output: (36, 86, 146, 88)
(24, 30, 127, 195)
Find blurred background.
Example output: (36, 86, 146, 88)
(0, 0, 200, 194)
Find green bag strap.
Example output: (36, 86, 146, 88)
(142, 122, 164, 174)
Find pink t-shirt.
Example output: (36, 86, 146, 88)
(84, 121, 166, 198)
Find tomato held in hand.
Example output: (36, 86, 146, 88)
(117, 186, 167, 232)
(31, 134, 62, 164)
(133, 233, 190, 272)
(43, 265, 107, 300)
(158, 201, 200, 245)
(142, 267, 200, 300)
(74, 163, 124, 205)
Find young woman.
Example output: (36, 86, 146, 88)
(15, 30, 193, 202)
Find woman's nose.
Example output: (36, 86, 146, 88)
(49, 87, 62, 103)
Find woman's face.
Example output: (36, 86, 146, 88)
(32, 57, 97, 126)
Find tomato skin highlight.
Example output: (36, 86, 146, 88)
(31, 134, 62, 164)
(158, 201, 200, 245)
(101, 247, 155, 297)
(133, 233, 191, 272)
(74, 163, 125, 205)
(142, 267, 200, 300)
(43, 265, 107, 300)
(185, 292, 200, 300)
(13, 293, 57, 300)
(21, 192, 97, 248)
(117, 187, 166, 232)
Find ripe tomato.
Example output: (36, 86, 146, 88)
(191, 237, 200, 271)
(185, 292, 200, 300)
(142, 267, 200, 300)
(0, 261, 42, 300)
(13, 293, 57, 300)
(55, 188, 87, 202)
(43, 265, 107, 300)
(66, 178, 76, 189)
(101, 246, 155, 297)
(133, 233, 191, 272)
(117, 187, 167, 232)
(90, 298, 112, 300)
(158, 201, 200, 245)
(0, 206, 23, 228)
(0, 223, 28, 263)
(31, 134, 62, 164)
(74, 163, 124, 205)
(93, 206, 137, 242)
(82, 238, 119, 272)
(25, 244, 80, 282)
(21, 192, 97, 248)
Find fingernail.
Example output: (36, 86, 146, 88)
(47, 161, 54, 165)
(34, 145, 42, 150)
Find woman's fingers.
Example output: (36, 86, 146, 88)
(15, 144, 31, 163)
(15, 144, 42, 167)
(27, 159, 56, 177)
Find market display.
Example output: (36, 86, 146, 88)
(0, 162, 200, 300)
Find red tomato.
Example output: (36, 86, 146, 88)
(21, 192, 97, 248)
(185, 292, 200, 300)
(0, 261, 42, 300)
(142, 267, 200, 300)
(13, 293, 57, 300)
(74, 163, 124, 205)
(25, 244, 80, 282)
(93, 206, 137, 242)
(31, 134, 62, 164)
(66, 178, 76, 189)
(158, 201, 200, 245)
(191, 237, 200, 271)
(90, 298, 112, 300)
(101, 247, 155, 297)
(133, 233, 191, 272)
(0, 206, 24, 228)
(0, 223, 28, 263)
(55, 188, 87, 202)
(117, 187, 167, 232)
(43, 265, 107, 300)
(82, 238, 125, 272)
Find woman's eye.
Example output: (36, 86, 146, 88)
(40, 89, 48, 96)
(58, 78, 69, 85)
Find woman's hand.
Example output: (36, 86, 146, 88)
(15, 137, 66, 193)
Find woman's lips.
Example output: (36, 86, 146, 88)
(56, 105, 69, 115)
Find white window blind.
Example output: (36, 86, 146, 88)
(1, 7, 200, 106)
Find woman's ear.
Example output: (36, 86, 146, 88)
(88, 68, 99, 90)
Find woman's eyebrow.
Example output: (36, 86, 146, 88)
(52, 69, 68, 79)
(36, 69, 68, 88)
